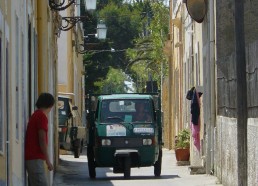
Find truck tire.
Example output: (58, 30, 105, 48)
(73, 139, 81, 158)
(80, 140, 83, 153)
(154, 149, 162, 177)
(124, 157, 131, 179)
(74, 146, 80, 158)
(87, 146, 96, 179)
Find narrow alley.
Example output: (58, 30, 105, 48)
(53, 148, 222, 186)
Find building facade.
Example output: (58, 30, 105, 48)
(166, 0, 258, 185)
(216, 1, 258, 185)
(165, 0, 209, 169)
(57, 3, 85, 145)
(0, 1, 59, 185)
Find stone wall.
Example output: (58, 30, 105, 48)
(216, 1, 258, 185)
(247, 118, 258, 186)
(216, 117, 258, 186)
(216, 0, 258, 117)
(216, 116, 238, 186)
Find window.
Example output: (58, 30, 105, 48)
(100, 99, 153, 123)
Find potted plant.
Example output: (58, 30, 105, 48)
(175, 129, 190, 162)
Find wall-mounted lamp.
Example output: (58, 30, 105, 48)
(85, 0, 97, 11)
(53, 0, 97, 31)
(49, 0, 76, 11)
(76, 25, 107, 54)
(74, 23, 107, 54)
(60, 16, 89, 31)
(77, 45, 125, 54)
(60, 16, 107, 32)
(49, 0, 97, 11)
(96, 20, 107, 40)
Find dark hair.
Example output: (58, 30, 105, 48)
(36, 93, 55, 109)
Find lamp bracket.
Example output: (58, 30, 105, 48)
(49, 0, 75, 11)
(60, 16, 89, 31)
(76, 44, 126, 54)
(77, 44, 88, 54)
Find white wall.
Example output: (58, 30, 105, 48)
(57, 10, 68, 85)
(0, 5, 8, 186)
(216, 117, 258, 186)
(11, 0, 28, 185)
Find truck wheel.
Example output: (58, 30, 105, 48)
(80, 140, 83, 153)
(154, 149, 162, 177)
(87, 146, 96, 179)
(73, 139, 81, 158)
(74, 147, 80, 158)
(124, 157, 131, 179)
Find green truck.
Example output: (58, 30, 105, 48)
(86, 93, 163, 179)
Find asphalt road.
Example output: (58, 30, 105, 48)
(53, 148, 222, 186)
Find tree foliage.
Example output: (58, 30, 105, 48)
(98, 2, 142, 68)
(82, 0, 169, 93)
(126, 1, 169, 88)
(95, 67, 129, 93)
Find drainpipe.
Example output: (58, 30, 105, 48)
(5, 33, 10, 185)
(207, 0, 216, 175)
(171, 24, 175, 149)
(234, 0, 248, 185)
(6, 125, 10, 186)
(6, 61, 10, 186)
(168, 0, 173, 150)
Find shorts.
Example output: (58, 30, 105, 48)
(25, 159, 48, 186)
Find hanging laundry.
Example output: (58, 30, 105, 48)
(192, 89, 202, 151)
(186, 87, 202, 151)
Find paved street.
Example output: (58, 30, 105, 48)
(53, 148, 223, 186)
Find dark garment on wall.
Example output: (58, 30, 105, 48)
(191, 90, 200, 125)
(186, 87, 195, 100)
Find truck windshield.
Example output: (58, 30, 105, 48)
(100, 99, 153, 123)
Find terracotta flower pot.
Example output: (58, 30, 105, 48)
(175, 148, 190, 161)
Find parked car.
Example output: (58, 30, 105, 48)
(58, 95, 86, 158)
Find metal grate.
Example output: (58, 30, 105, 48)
(111, 138, 143, 148)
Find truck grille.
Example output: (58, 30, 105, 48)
(111, 138, 142, 147)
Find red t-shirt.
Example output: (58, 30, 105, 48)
(25, 110, 48, 160)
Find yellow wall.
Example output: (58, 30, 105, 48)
(72, 25, 84, 119)
(57, 5, 84, 126)
(0, 159, 5, 183)
(37, 0, 49, 93)
(37, 1, 59, 184)
(0, 0, 59, 185)
(58, 84, 67, 92)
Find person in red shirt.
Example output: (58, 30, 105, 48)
(25, 93, 55, 186)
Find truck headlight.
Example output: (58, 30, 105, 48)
(143, 139, 152, 145)
(101, 139, 111, 146)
